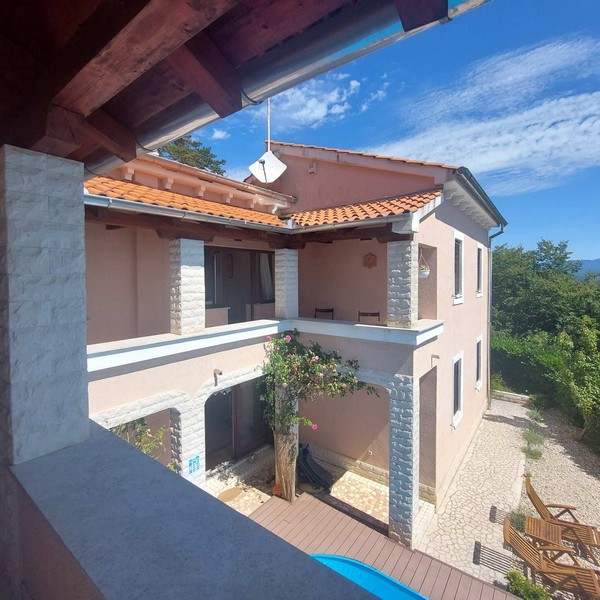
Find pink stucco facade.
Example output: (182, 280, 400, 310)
(85, 144, 502, 517)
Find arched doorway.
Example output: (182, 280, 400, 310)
(204, 379, 272, 471)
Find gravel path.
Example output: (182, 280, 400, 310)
(519, 407, 600, 530)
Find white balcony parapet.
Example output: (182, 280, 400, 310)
(87, 318, 443, 375)
(12, 422, 373, 599)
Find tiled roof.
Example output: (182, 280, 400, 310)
(288, 188, 442, 227)
(270, 141, 458, 169)
(85, 177, 285, 227)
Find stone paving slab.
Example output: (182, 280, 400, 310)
(417, 399, 531, 585)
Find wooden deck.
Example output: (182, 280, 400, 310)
(250, 493, 514, 600)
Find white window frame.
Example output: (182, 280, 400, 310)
(453, 231, 464, 305)
(476, 243, 484, 298)
(452, 351, 464, 427)
(475, 335, 483, 391)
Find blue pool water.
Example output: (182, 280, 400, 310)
(312, 554, 428, 599)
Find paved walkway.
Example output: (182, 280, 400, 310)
(417, 399, 531, 585)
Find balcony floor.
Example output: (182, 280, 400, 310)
(251, 493, 515, 600)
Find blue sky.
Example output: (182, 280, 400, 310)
(194, 0, 600, 259)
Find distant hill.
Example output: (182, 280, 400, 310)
(575, 258, 600, 280)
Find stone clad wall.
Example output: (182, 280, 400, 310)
(169, 238, 205, 334)
(92, 364, 263, 488)
(0, 146, 89, 597)
(275, 249, 299, 318)
(388, 374, 419, 547)
(387, 240, 418, 328)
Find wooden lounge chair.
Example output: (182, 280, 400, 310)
(525, 476, 600, 565)
(504, 518, 600, 598)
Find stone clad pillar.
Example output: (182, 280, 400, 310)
(274, 248, 298, 319)
(0, 145, 88, 596)
(387, 240, 418, 328)
(0, 145, 89, 465)
(388, 374, 419, 548)
(169, 238, 205, 335)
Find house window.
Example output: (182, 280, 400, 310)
(476, 245, 483, 295)
(453, 352, 463, 426)
(453, 232, 464, 304)
(476, 336, 482, 389)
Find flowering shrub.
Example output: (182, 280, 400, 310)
(260, 330, 372, 435)
(111, 417, 178, 471)
(260, 330, 375, 500)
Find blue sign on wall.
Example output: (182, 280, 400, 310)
(188, 455, 200, 474)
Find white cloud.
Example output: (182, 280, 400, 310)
(225, 165, 251, 182)
(369, 93, 600, 196)
(250, 75, 362, 132)
(367, 37, 600, 195)
(210, 128, 230, 140)
(360, 83, 389, 112)
(409, 37, 600, 124)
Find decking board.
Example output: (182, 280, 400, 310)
(250, 493, 515, 600)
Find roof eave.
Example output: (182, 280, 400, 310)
(454, 167, 507, 227)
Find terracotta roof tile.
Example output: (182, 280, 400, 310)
(85, 177, 284, 227)
(288, 188, 442, 227)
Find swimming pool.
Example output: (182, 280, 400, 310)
(312, 554, 428, 599)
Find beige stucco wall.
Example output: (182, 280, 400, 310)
(299, 385, 389, 470)
(298, 238, 387, 322)
(269, 154, 441, 211)
(86, 223, 171, 344)
(88, 341, 267, 415)
(413, 201, 490, 502)
(86, 223, 275, 344)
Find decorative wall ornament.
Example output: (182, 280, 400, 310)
(363, 253, 377, 269)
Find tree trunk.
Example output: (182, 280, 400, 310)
(274, 429, 298, 502)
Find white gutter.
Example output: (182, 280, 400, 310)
(84, 193, 286, 233)
(83, 190, 442, 236)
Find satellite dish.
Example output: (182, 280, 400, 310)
(248, 98, 287, 184)
(249, 150, 287, 183)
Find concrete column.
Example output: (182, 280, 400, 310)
(388, 374, 419, 548)
(274, 248, 298, 319)
(0, 145, 88, 596)
(387, 240, 418, 328)
(169, 238, 205, 334)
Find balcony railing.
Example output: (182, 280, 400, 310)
(88, 318, 444, 375)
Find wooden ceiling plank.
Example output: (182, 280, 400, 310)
(85, 110, 138, 163)
(166, 32, 242, 118)
(207, 0, 351, 67)
(37, 0, 240, 117)
(394, 0, 448, 32)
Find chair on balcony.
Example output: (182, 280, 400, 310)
(357, 311, 380, 323)
(314, 307, 334, 319)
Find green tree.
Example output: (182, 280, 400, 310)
(260, 330, 374, 501)
(491, 239, 600, 450)
(158, 134, 226, 175)
(533, 239, 580, 274)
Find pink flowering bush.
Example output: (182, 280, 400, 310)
(260, 330, 376, 501)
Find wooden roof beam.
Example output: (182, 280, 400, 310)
(31, 0, 241, 117)
(22, 104, 85, 157)
(84, 110, 138, 163)
(166, 33, 242, 118)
